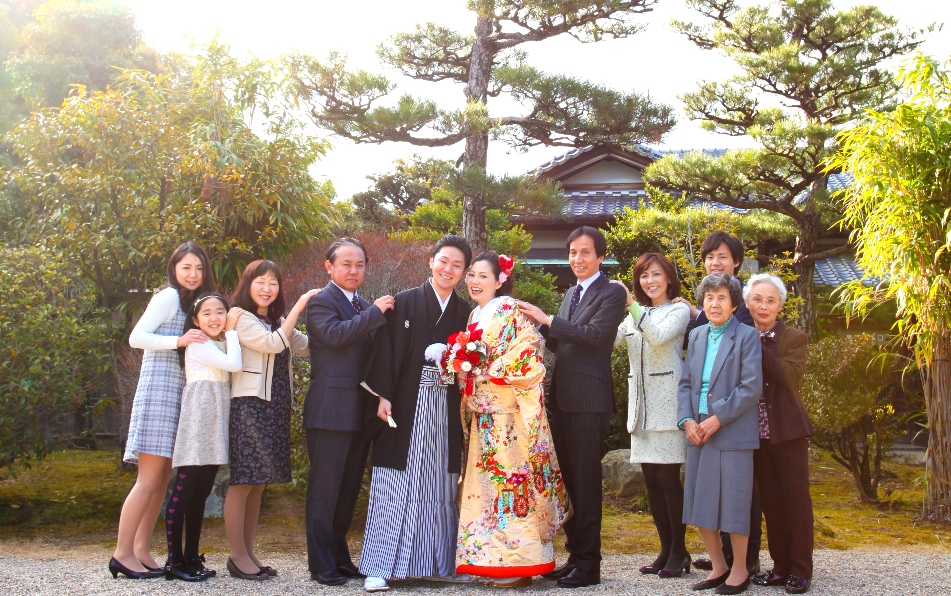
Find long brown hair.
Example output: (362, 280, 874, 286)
(631, 253, 681, 306)
(231, 260, 286, 326)
(166, 242, 214, 323)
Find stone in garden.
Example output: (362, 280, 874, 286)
(601, 449, 644, 497)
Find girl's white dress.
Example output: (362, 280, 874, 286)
(172, 330, 242, 468)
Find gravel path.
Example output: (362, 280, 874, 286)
(2, 550, 950, 595)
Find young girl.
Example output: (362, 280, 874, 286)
(224, 260, 319, 580)
(164, 292, 242, 582)
(111, 242, 214, 580)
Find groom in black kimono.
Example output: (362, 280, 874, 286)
(358, 235, 473, 591)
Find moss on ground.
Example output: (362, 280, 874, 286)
(601, 450, 951, 555)
(2, 449, 949, 554)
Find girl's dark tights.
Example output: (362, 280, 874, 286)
(165, 464, 219, 565)
(642, 462, 687, 570)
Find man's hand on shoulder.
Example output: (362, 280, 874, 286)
(515, 300, 550, 326)
(373, 295, 395, 313)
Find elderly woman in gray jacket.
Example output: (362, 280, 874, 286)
(678, 274, 762, 595)
(612, 253, 691, 578)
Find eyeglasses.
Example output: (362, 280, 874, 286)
(748, 296, 780, 306)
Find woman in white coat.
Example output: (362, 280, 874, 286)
(613, 253, 691, 578)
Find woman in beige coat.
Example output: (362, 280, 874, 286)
(612, 253, 691, 578)
(224, 260, 319, 580)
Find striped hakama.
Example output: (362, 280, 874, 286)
(359, 366, 459, 579)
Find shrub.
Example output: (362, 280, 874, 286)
(0, 247, 111, 472)
(802, 333, 922, 502)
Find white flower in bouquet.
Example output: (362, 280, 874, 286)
(472, 368, 482, 376)
(461, 361, 472, 372)
(466, 342, 476, 351)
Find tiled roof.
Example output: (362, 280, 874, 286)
(813, 253, 878, 288)
(794, 172, 854, 205)
(564, 189, 646, 217)
(558, 190, 747, 218)
(532, 145, 733, 176)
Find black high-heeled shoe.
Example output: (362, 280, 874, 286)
(692, 570, 730, 591)
(164, 562, 207, 582)
(639, 553, 667, 575)
(658, 554, 692, 578)
(184, 554, 216, 577)
(108, 557, 163, 579)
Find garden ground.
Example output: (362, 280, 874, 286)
(0, 449, 948, 593)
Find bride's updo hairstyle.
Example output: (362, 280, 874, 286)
(471, 250, 514, 297)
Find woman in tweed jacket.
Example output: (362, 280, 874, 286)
(613, 253, 691, 578)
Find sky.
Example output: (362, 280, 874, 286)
(123, 0, 951, 199)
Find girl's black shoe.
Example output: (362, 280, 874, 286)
(108, 557, 163, 579)
(184, 554, 216, 577)
(164, 562, 207, 582)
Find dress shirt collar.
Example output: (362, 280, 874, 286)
(575, 270, 601, 299)
(331, 281, 356, 303)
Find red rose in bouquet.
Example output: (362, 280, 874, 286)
(442, 322, 489, 395)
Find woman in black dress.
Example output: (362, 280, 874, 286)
(225, 260, 319, 580)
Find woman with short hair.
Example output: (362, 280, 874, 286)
(743, 274, 813, 595)
(678, 274, 762, 594)
(612, 253, 691, 578)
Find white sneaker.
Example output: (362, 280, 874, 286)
(364, 577, 390, 592)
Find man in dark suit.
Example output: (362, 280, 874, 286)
(304, 237, 394, 586)
(673, 230, 762, 575)
(518, 226, 627, 588)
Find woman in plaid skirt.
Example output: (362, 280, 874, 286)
(109, 243, 215, 580)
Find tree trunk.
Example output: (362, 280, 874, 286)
(791, 222, 820, 339)
(923, 332, 951, 521)
(461, 15, 494, 253)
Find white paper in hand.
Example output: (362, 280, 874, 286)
(387, 415, 397, 428)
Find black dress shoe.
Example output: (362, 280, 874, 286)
(639, 563, 661, 575)
(692, 571, 730, 591)
(337, 562, 365, 578)
(694, 556, 732, 571)
(785, 575, 810, 594)
(184, 554, 216, 577)
(108, 557, 164, 579)
(164, 562, 207, 582)
(752, 571, 788, 586)
(543, 562, 575, 579)
(311, 570, 348, 586)
(715, 576, 751, 595)
(557, 567, 600, 588)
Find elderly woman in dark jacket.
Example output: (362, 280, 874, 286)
(678, 274, 762, 595)
(743, 274, 813, 595)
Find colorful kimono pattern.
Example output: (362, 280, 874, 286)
(455, 296, 568, 578)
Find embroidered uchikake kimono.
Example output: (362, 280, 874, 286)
(455, 296, 568, 579)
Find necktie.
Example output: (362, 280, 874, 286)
(568, 284, 582, 319)
(351, 295, 361, 314)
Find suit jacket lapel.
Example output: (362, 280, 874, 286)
(708, 318, 738, 389)
(571, 273, 605, 321)
(691, 325, 710, 413)
(326, 283, 357, 319)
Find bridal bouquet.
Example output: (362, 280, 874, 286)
(442, 323, 488, 396)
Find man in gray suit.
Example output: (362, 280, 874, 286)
(304, 238, 394, 586)
(518, 226, 627, 588)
